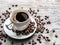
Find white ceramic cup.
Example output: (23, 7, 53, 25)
(10, 9, 31, 31)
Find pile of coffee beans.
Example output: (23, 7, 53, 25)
(12, 22, 35, 35)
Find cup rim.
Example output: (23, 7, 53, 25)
(10, 9, 30, 24)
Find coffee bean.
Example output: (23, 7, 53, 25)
(55, 35, 58, 38)
(52, 30, 55, 33)
(34, 42, 37, 44)
(35, 30, 39, 33)
(39, 40, 42, 43)
(28, 41, 31, 44)
(32, 39, 34, 42)
(4, 39, 6, 42)
(12, 5, 14, 7)
(41, 19, 44, 21)
(47, 21, 51, 24)
(46, 37, 49, 39)
(45, 16, 49, 18)
(0, 41, 2, 45)
(1, 38, 3, 41)
(2, 13, 4, 15)
(11, 41, 14, 44)
(37, 38, 40, 41)
(9, 8, 11, 10)
(37, 9, 39, 12)
(47, 39, 50, 42)
(21, 43, 24, 45)
(0, 31, 2, 32)
(32, 42, 34, 45)
(43, 36, 45, 39)
(53, 43, 55, 45)
(15, 5, 18, 7)
(0, 16, 1, 18)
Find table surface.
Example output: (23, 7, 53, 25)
(0, 0, 60, 45)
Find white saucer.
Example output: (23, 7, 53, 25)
(3, 16, 37, 39)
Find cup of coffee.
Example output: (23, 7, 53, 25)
(10, 9, 31, 31)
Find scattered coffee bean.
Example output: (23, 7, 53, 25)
(55, 35, 58, 38)
(6, 10, 10, 14)
(52, 30, 55, 33)
(37, 9, 39, 12)
(47, 39, 50, 42)
(1, 26, 3, 28)
(15, 5, 18, 7)
(1, 38, 3, 41)
(47, 21, 51, 24)
(28, 41, 31, 44)
(43, 36, 45, 39)
(12, 5, 14, 7)
(35, 30, 39, 33)
(53, 43, 55, 45)
(45, 16, 49, 18)
(41, 19, 44, 21)
(9, 8, 11, 10)
(21, 43, 24, 45)
(4, 39, 6, 42)
(2, 13, 4, 15)
(0, 16, 1, 18)
(11, 41, 14, 45)
(0, 31, 2, 32)
(39, 40, 42, 43)
(0, 41, 2, 45)
(37, 38, 40, 41)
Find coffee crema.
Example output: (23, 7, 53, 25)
(16, 12, 29, 22)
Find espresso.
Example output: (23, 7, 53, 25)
(16, 12, 29, 22)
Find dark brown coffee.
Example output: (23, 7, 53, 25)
(16, 12, 29, 22)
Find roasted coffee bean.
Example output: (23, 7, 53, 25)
(0, 30, 2, 32)
(9, 8, 11, 10)
(28, 41, 31, 44)
(47, 39, 50, 42)
(11, 41, 14, 45)
(34, 42, 37, 44)
(3, 34, 7, 38)
(1, 38, 3, 41)
(2, 13, 4, 15)
(32, 42, 34, 45)
(37, 38, 40, 41)
(53, 43, 55, 45)
(41, 19, 44, 21)
(47, 21, 51, 24)
(15, 5, 18, 7)
(4, 39, 6, 42)
(35, 31, 39, 33)
(38, 36, 41, 38)
(6, 10, 10, 14)
(34, 15, 37, 17)
(46, 37, 49, 39)
(52, 30, 55, 33)
(12, 5, 14, 7)
(55, 35, 58, 38)
(45, 16, 49, 18)
(0, 16, 1, 18)
(39, 40, 42, 43)
(21, 43, 24, 45)
(43, 36, 45, 39)
(32, 39, 34, 42)
(37, 9, 39, 12)
(41, 22, 45, 25)
(0, 41, 2, 45)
